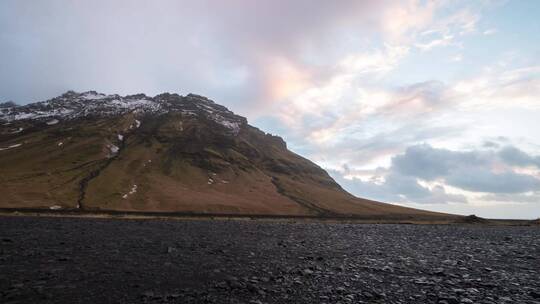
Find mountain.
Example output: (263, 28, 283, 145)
(0, 91, 451, 219)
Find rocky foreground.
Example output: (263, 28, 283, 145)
(1, 217, 539, 304)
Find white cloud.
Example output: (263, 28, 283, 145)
(451, 54, 463, 62)
(415, 34, 454, 51)
(339, 44, 410, 76)
(480, 193, 540, 203)
(381, 0, 438, 42)
(451, 65, 540, 110)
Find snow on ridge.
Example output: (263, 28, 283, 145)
(4, 107, 74, 122)
(0, 143, 22, 151)
(110, 144, 119, 153)
(217, 119, 241, 134)
(107, 143, 119, 157)
(81, 92, 107, 100)
(195, 102, 243, 134)
(10, 127, 23, 134)
(110, 98, 156, 108)
(122, 184, 137, 199)
(0, 96, 162, 122)
(0, 92, 246, 136)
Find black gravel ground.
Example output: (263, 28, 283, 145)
(1, 216, 539, 304)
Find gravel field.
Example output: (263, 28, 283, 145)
(1, 216, 539, 304)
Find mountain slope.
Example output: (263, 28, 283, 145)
(0, 91, 452, 219)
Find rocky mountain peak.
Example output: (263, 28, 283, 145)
(0, 91, 247, 135)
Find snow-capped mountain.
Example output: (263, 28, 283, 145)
(0, 90, 451, 220)
(0, 91, 246, 134)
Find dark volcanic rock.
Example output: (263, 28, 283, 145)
(0, 216, 539, 304)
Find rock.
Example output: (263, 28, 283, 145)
(141, 291, 154, 298)
(2, 217, 539, 304)
(301, 268, 314, 275)
(439, 296, 460, 304)
(335, 287, 346, 293)
(413, 277, 435, 285)
(433, 268, 446, 276)
(363, 291, 374, 298)
(442, 259, 457, 266)
(382, 265, 394, 272)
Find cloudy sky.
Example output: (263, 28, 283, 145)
(1, 0, 539, 218)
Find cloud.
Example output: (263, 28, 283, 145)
(451, 65, 540, 110)
(0, 0, 395, 107)
(275, 78, 453, 148)
(392, 144, 488, 180)
(330, 143, 540, 204)
(480, 193, 540, 203)
(392, 144, 540, 193)
(446, 167, 540, 193)
(498, 146, 540, 168)
(451, 54, 463, 62)
(415, 34, 454, 51)
(483, 141, 500, 148)
(308, 122, 461, 170)
(331, 170, 468, 204)
(338, 44, 410, 77)
(411, 7, 479, 51)
(0, 0, 491, 112)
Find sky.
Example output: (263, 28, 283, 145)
(1, 0, 539, 219)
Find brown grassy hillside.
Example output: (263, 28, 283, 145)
(0, 92, 456, 220)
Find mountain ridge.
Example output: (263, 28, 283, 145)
(0, 91, 455, 220)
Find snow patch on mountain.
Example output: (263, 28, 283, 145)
(81, 92, 107, 100)
(217, 120, 241, 134)
(1, 91, 246, 136)
(122, 184, 138, 199)
(0, 143, 22, 151)
(107, 143, 119, 156)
